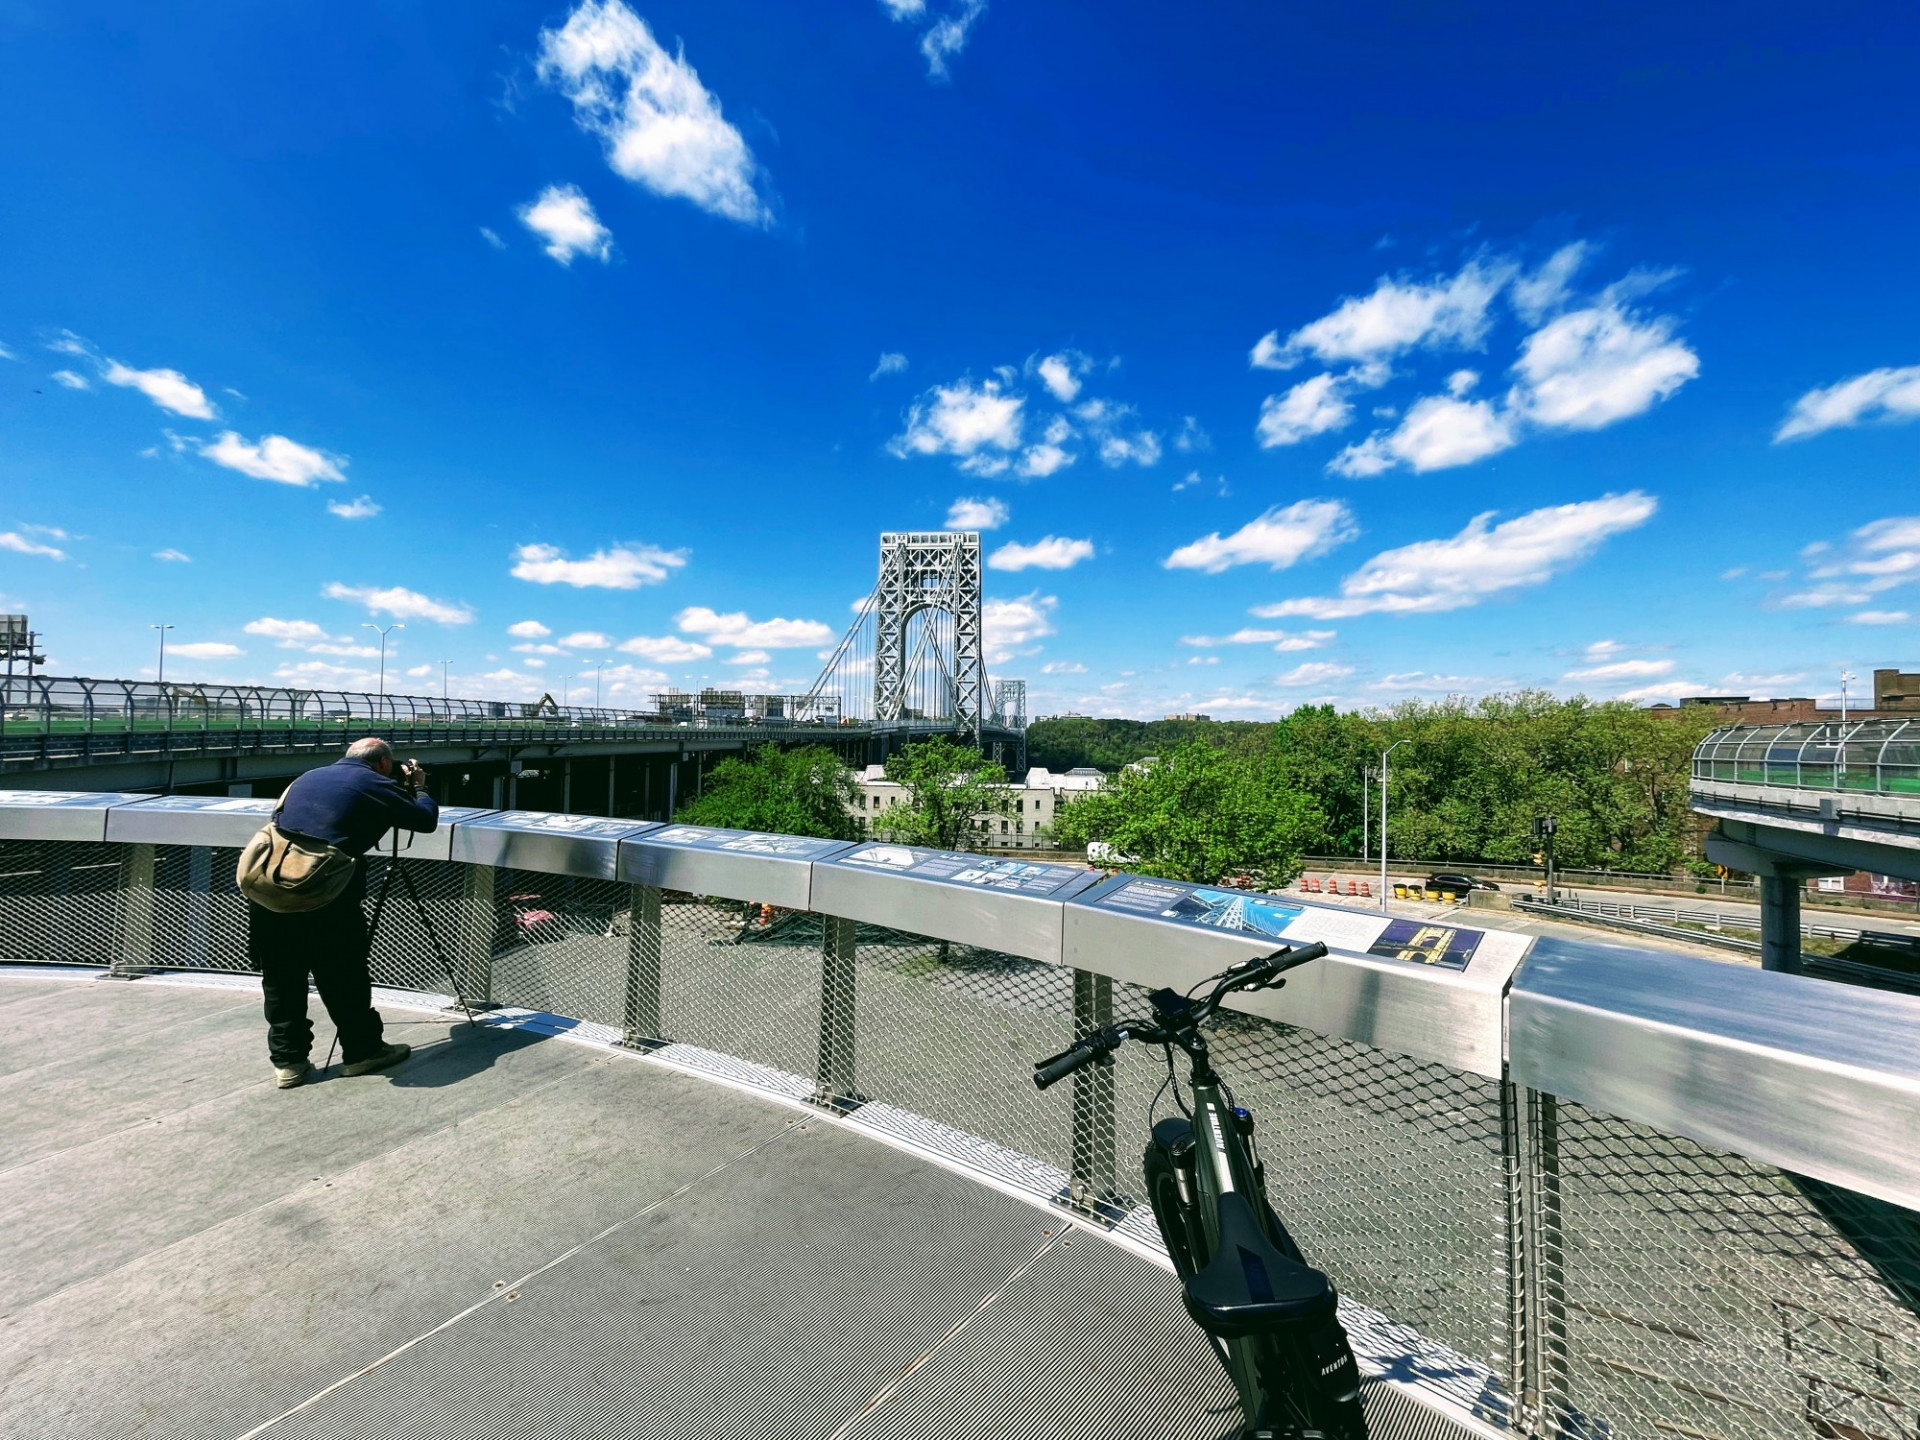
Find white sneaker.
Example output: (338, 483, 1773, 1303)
(274, 1060, 311, 1089)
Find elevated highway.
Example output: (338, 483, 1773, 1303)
(1693, 719, 1920, 971)
(0, 675, 1025, 809)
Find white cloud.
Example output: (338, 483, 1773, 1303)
(1257, 491, 1658, 619)
(517, 183, 614, 265)
(405, 664, 435, 677)
(1509, 241, 1592, 323)
(1164, 499, 1358, 574)
(1849, 610, 1910, 625)
(1180, 627, 1335, 651)
(989, 536, 1094, 572)
(510, 541, 687, 589)
(1095, 425, 1160, 468)
(51, 369, 89, 390)
(1034, 351, 1089, 403)
(102, 359, 216, 419)
(1331, 395, 1516, 476)
(1277, 661, 1354, 686)
(153, 547, 191, 562)
(945, 496, 1009, 530)
(1018, 441, 1075, 477)
(479, 226, 506, 250)
(1582, 639, 1625, 661)
(982, 592, 1056, 663)
(1775, 365, 1920, 442)
(201, 431, 346, 486)
(1564, 657, 1675, 681)
(1041, 660, 1086, 675)
(327, 495, 381, 520)
(1446, 369, 1479, 397)
(536, 0, 772, 227)
(676, 607, 833, 648)
(245, 617, 330, 647)
(513, 642, 567, 656)
(308, 642, 380, 658)
(1780, 515, 1920, 609)
(1617, 680, 1705, 703)
(885, 0, 986, 79)
(1174, 416, 1210, 452)
(891, 378, 1024, 463)
(322, 582, 475, 625)
(558, 631, 613, 650)
(168, 641, 244, 660)
(0, 341, 14, 360)
(1510, 304, 1698, 431)
(272, 659, 382, 688)
(0, 531, 67, 560)
(870, 352, 908, 381)
(619, 634, 713, 663)
(507, 619, 552, 638)
(1258, 258, 1509, 369)
(1257, 374, 1352, 448)
(726, 649, 771, 665)
(1372, 671, 1488, 692)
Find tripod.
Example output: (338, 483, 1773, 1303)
(320, 831, 476, 1073)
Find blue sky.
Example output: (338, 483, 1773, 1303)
(1, 0, 1916, 718)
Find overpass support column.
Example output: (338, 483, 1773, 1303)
(1758, 874, 1804, 975)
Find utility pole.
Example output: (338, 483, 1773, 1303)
(441, 660, 451, 701)
(362, 622, 403, 696)
(1379, 740, 1407, 912)
(150, 624, 173, 685)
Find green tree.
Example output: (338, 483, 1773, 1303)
(872, 736, 1011, 851)
(1049, 738, 1322, 885)
(674, 744, 861, 840)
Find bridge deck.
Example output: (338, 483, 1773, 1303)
(0, 969, 1270, 1440)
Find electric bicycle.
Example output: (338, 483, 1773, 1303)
(1034, 941, 1367, 1440)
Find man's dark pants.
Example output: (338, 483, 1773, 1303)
(248, 862, 386, 1067)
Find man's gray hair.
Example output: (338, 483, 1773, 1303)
(345, 737, 394, 764)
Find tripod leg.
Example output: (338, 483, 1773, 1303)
(397, 861, 477, 1029)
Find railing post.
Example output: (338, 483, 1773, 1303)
(1509, 1082, 1569, 1438)
(813, 915, 862, 1112)
(455, 863, 498, 1008)
(185, 844, 213, 969)
(113, 843, 157, 978)
(1063, 968, 1122, 1222)
(620, 883, 666, 1049)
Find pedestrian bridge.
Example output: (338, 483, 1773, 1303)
(1693, 721, 1920, 972)
(2, 792, 1916, 1439)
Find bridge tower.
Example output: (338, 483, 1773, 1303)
(873, 531, 985, 733)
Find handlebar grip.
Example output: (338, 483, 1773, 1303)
(1272, 940, 1329, 972)
(1033, 1043, 1098, 1090)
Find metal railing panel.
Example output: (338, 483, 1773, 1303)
(1509, 939, 1920, 1212)
(448, 812, 661, 878)
(616, 825, 858, 911)
(0, 790, 148, 843)
(0, 838, 129, 965)
(107, 795, 280, 849)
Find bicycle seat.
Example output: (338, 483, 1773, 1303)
(1182, 1192, 1336, 1339)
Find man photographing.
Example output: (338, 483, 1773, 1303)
(249, 737, 439, 1088)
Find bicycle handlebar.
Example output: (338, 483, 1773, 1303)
(1031, 942, 1331, 1090)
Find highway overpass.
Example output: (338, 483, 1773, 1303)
(0, 675, 1025, 813)
(1693, 719, 1920, 971)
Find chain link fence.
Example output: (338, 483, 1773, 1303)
(2, 839, 1914, 1440)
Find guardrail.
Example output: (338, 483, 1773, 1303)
(1695, 719, 1920, 797)
(2, 790, 1916, 1440)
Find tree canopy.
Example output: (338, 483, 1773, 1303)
(1031, 693, 1719, 873)
(1048, 737, 1322, 886)
(871, 736, 1011, 852)
(674, 745, 861, 840)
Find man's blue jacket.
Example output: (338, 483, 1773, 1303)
(276, 756, 439, 858)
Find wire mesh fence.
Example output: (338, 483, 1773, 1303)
(2, 841, 1916, 1440)
(1544, 1100, 1920, 1440)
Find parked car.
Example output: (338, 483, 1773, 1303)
(1426, 872, 1499, 894)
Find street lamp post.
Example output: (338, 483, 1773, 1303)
(362, 622, 403, 697)
(1362, 765, 1374, 863)
(560, 674, 574, 711)
(594, 664, 604, 709)
(150, 624, 174, 685)
(1379, 740, 1408, 912)
(441, 660, 451, 702)
(1840, 668, 1854, 727)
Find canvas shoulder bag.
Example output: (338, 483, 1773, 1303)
(237, 803, 357, 914)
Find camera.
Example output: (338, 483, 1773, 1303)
(399, 758, 425, 789)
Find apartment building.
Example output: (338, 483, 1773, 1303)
(850, 764, 1106, 848)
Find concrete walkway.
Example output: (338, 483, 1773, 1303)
(0, 968, 1254, 1440)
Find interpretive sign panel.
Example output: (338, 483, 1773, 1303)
(449, 810, 659, 878)
(1084, 875, 1481, 970)
(0, 790, 147, 842)
(831, 843, 1095, 898)
(107, 794, 279, 848)
(618, 824, 857, 908)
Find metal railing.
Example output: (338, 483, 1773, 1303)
(0, 674, 856, 771)
(2, 794, 1916, 1440)
(1695, 719, 1920, 797)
